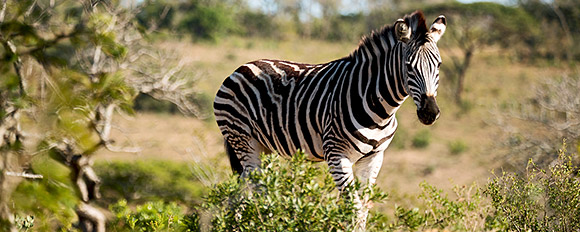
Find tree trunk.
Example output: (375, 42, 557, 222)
(52, 144, 105, 232)
(551, 2, 573, 62)
(455, 46, 474, 104)
(76, 202, 106, 232)
(70, 154, 105, 232)
(0, 153, 23, 232)
(0, 110, 25, 232)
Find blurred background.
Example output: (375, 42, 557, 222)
(1, 0, 579, 230)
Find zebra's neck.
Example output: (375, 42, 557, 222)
(344, 25, 409, 125)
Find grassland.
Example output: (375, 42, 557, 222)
(96, 36, 569, 201)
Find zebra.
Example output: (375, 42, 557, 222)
(213, 10, 446, 228)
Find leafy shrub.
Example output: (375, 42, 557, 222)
(485, 142, 580, 231)
(201, 151, 388, 231)
(133, 93, 180, 114)
(136, 0, 176, 30)
(11, 156, 78, 231)
(95, 161, 206, 205)
(102, 142, 580, 231)
(238, 10, 279, 38)
(109, 200, 197, 231)
(448, 140, 468, 155)
(458, 99, 474, 115)
(412, 129, 431, 149)
(178, 3, 236, 42)
(388, 182, 489, 231)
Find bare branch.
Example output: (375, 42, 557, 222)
(127, 49, 203, 117)
(491, 73, 580, 171)
(5, 172, 43, 179)
(0, 0, 6, 23)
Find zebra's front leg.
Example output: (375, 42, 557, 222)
(325, 152, 368, 231)
(353, 151, 385, 228)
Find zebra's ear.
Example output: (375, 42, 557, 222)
(394, 19, 411, 43)
(429, 15, 446, 43)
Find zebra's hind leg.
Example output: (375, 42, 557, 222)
(224, 140, 243, 175)
(224, 134, 270, 177)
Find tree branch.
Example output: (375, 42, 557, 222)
(0, 0, 6, 23)
(5, 172, 43, 179)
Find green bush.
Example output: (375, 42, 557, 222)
(238, 10, 279, 38)
(412, 129, 431, 149)
(95, 160, 206, 205)
(387, 182, 489, 231)
(136, 0, 176, 30)
(11, 156, 78, 231)
(99, 142, 580, 231)
(133, 93, 180, 114)
(201, 151, 388, 231)
(109, 200, 197, 232)
(178, 3, 236, 42)
(485, 142, 580, 231)
(448, 140, 468, 155)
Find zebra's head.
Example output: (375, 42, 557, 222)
(398, 11, 446, 125)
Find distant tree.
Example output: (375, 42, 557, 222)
(176, 0, 239, 41)
(518, 0, 580, 62)
(424, 2, 540, 104)
(137, 0, 176, 32)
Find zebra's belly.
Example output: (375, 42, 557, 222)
(252, 119, 325, 161)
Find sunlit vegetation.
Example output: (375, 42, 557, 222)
(2, 0, 580, 231)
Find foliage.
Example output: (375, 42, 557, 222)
(448, 140, 468, 155)
(238, 10, 280, 38)
(0, 0, 203, 230)
(311, 13, 367, 42)
(133, 93, 181, 114)
(100, 143, 580, 231)
(201, 151, 388, 231)
(0, 0, 143, 229)
(387, 182, 489, 231)
(422, 2, 541, 103)
(426, 2, 540, 49)
(11, 156, 78, 231)
(96, 160, 207, 205)
(518, 0, 580, 61)
(485, 142, 580, 231)
(137, 0, 176, 31)
(177, 2, 238, 42)
(130, 0, 580, 64)
(109, 200, 194, 232)
(411, 129, 431, 149)
(14, 215, 34, 231)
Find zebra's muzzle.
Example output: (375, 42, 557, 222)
(417, 95, 440, 125)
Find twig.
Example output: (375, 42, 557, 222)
(6, 172, 43, 179)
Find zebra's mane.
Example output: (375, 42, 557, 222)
(349, 11, 429, 59)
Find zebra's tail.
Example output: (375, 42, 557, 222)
(225, 141, 243, 175)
